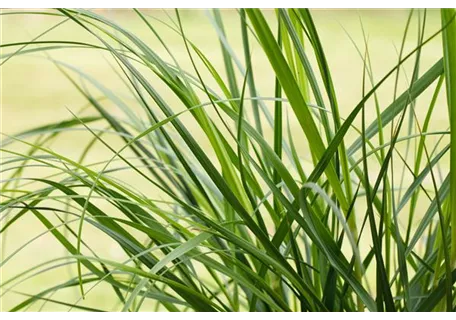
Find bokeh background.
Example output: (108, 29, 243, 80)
(1, 9, 449, 311)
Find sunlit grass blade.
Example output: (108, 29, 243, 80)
(441, 9, 456, 267)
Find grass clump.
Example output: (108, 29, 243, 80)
(1, 8, 456, 311)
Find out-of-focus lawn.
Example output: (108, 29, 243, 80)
(0, 9, 448, 311)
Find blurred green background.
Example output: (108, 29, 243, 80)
(0, 9, 449, 311)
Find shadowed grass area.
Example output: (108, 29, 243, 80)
(1, 8, 456, 311)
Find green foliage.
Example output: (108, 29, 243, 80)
(1, 8, 456, 311)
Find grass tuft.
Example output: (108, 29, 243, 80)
(1, 8, 456, 311)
